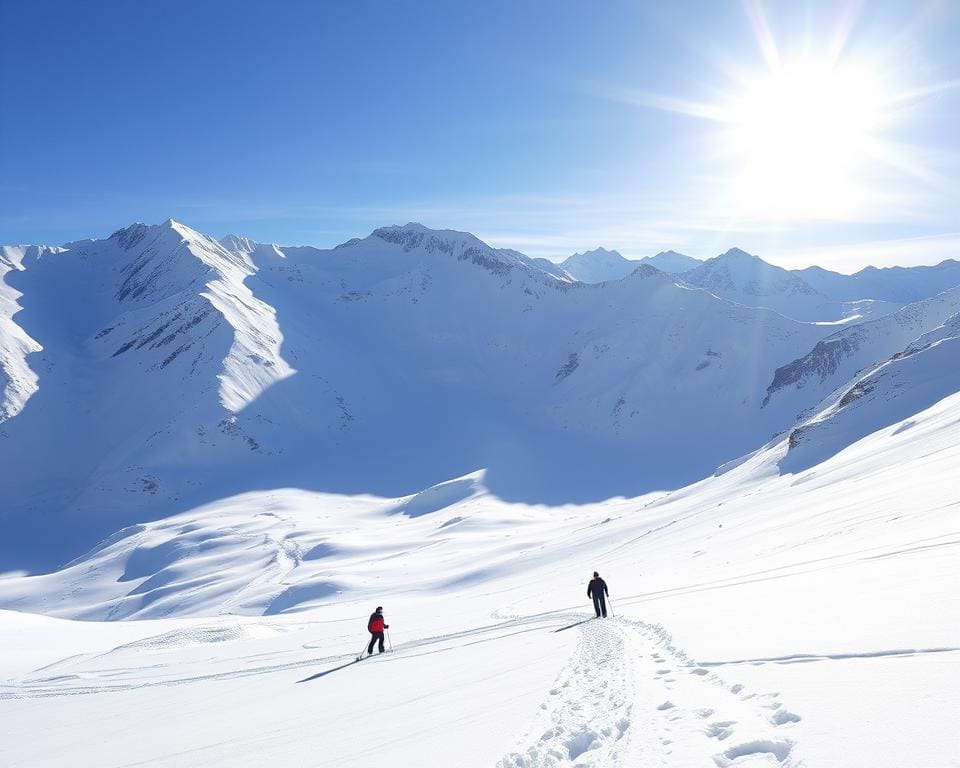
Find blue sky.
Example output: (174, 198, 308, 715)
(2, 1, 958, 270)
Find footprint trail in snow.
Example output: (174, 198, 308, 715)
(498, 618, 634, 767)
(498, 616, 803, 767)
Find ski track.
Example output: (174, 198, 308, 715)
(1, 609, 804, 767)
(498, 616, 803, 768)
(0, 613, 574, 700)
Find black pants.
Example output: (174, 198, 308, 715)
(592, 594, 607, 618)
(368, 631, 385, 654)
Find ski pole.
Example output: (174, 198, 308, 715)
(358, 639, 370, 660)
(607, 597, 615, 617)
(386, 629, 393, 652)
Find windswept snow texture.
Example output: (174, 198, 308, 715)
(1, 220, 843, 569)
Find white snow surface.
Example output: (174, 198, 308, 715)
(1, 385, 958, 767)
(2, 219, 960, 767)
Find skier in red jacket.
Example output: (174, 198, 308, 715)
(367, 606, 389, 655)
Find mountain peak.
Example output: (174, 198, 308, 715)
(108, 219, 199, 251)
(639, 250, 702, 275)
(370, 222, 481, 253)
(719, 247, 761, 262)
(561, 247, 635, 283)
(565, 247, 626, 262)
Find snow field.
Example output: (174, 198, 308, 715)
(2, 386, 958, 766)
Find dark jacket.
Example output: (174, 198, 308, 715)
(587, 577, 608, 598)
(368, 612, 388, 633)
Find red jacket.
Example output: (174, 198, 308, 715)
(368, 613, 385, 633)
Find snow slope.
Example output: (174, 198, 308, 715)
(782, 313, 960, 472)
(763, 286, 960, 421)
(1, 367, 958, 767)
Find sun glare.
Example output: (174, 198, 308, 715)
(719, 58, 889, 220)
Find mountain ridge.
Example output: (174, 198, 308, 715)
(3, 219, 960, 573)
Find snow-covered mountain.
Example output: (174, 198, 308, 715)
(558, 247, 701, 283)
(681, 247, 902, 322)
(793, 259, 960, 304)
(559, 247, 637, 283)
(3, 219, 959, 577)
(781, 313, 960, 472)
(681, 247, 828, 319)
(763, 286, 960, 420)
(3, 219, 960, 768)
(0, 220, 846, 571)
(853, 260, 960, 302)
(0, 246, 52, 420)
(638, 249, 701, 274)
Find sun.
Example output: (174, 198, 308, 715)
(717, 56, 890, 221)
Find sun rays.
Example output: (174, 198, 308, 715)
(607, 0, 955, 226)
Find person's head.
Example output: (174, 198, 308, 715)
(375, 606, 383, 614)
(593, 571, 599, 578)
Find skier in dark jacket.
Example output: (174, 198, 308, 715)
(367, 606, 389, 655)
(587, 572, 609, 618)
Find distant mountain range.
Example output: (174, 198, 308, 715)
(2, 220, 959, 572)
(559, 247, 700, 283)
(561, 243, 960, 322)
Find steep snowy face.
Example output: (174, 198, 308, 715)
(83, 220, 293, 412)
(639, 250, 701, 274)
(780, 314, 960, 472)
(0, 221, 295, 566)
(763, 286, 960, 418)
(560, 247, 638, 283)
(0, 246, 53, 421)
(218, 234, 259, 257)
